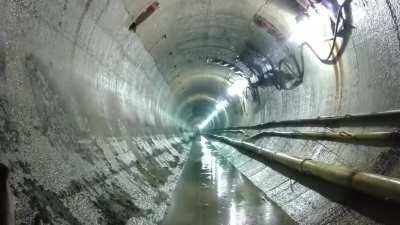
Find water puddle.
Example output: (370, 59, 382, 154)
(162, 137, 297, 225)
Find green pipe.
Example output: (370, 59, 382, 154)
(211, 109, 400, 131)
(205, 134, 400, 203)
(245, 130, 400, 146)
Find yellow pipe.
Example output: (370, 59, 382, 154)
(206, 134, 400, 203)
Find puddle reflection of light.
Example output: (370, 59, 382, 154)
(200, 136, 207, 147)
(229, 201, 245, 225)
(216, 162, 225, 197)
(200, 137, 216, 180)
(201, 137, 227, 197)
(229, 201, 237, 225)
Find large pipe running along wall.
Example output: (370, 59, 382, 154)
(206, 134, 400, 204)
(135, 0, 400, 224)
(205, 1, 400, 224)
(1, 0, 400, 225)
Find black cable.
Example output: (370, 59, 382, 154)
(300, 0, 350, 64)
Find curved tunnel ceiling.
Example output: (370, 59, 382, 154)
(3, 0, 400, 224)
(123, 0, 304, 128)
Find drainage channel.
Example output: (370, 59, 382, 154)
(161, 137, 297, 225)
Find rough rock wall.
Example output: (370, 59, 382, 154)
(0, 0, 189, 224)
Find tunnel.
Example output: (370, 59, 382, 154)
(1, 0, 400, 224)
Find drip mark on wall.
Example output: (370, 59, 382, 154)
(93, 184, 151, 225)
(72, 0, 93, 57)
(58, 0, 69, 27)
(21, 178, 84, 225)
(0, 31, 5, 79)
(371, 148, 400, 175)
(385, 0, 400, 50)
(0, 99, 21, 153)
(95, 0, 111, 24)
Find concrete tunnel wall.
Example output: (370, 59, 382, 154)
(211, 1, 400, 225)
(1, 0, 192, 225)
(1, 0, 400, 225)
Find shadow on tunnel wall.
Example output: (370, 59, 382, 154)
(241, 148, 400, 225)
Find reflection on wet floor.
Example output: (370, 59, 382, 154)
(162, 137, 297, 225)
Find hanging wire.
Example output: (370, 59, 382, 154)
(300, 0, 353, 64)
(209, 0, 352, 104)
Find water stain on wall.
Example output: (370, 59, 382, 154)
(72, 0, 94, 57)
(24, 54, 103, 165)
(372, 148, 400, 175)
(20, 53, 186, 225)
(0, 31, 5, 80)
(21, 178, 84, 225)
(93, 183, 151, 225)
(0, 98, 20, 153)
(385, 0, 400, 50)
(0, 33, 21, 154)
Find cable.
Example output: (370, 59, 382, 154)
(261, 0, 352, 90)
(232, 0, 345, 96)
(300, 0, 351, 64)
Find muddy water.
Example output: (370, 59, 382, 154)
(162, 137, 297, 225)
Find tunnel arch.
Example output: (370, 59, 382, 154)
(1, 0, 400, 224)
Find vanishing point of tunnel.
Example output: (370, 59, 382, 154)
(1, 0, 400, 224)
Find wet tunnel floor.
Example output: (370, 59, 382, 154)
(162, 137, 297, 225)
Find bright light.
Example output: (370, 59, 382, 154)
(227, 79, 248, 97)
(198, 120, 208, 130)
(289, 10, 330, 45)
(216, 100, 228, 111)
(198, 110, 219, 130)
(198, 78, 248, 131)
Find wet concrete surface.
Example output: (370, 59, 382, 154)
(162, 137, 297, 225)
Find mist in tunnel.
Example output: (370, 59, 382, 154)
(1, 0, 400, 224)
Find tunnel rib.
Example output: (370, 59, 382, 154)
(3, 0, 400, 224)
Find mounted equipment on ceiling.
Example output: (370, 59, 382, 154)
(253, 14, 285, 41)
(129, 1, 160, 32)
